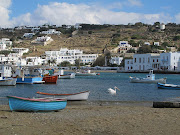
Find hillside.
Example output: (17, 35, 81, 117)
(1, 23, 180, 57)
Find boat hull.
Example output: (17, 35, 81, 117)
(75, 72, 96, 76)
(157, 83, 180, 90)
(7, 96, 67, 112)
(59, 73, 75, 79)
(37, 91, 90, 101)
(16, 77, 43, 84)
(130, 77, 166, 84)
(0, 78, 16, 86)
(43, 75, 58, 83)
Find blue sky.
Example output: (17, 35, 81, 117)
(1, 0, 180, 27)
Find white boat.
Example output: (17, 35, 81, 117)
(58, 73, 75, 79)
(37, 91, 90, 101)
(129, 70, 167, 84)
(75, 70, 99, 76)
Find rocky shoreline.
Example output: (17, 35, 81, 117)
(0, 102, 180, 135)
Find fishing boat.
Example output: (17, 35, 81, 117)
(58, 73, 75, 79)
(15, 66, 44, 84)
(157, 82, 180, 90)
(37, 91, 90, 101)
(43, 75, 58, 83)
(0, 77, 17, 86)
(129, 70, 166, 84)
(75, 70, 98, 76)
(7, 96, 67, 112)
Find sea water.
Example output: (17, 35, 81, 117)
(1, 72, 180, 104)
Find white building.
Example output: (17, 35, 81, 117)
(0, 42, 6, 50)
(160, 52, 180, 71)
(45, 48, 98, 65)
(40, 29, 61, 35)
(23, 33, 35, 38)
(160, 23, 165, 30)
(125, 52, 180, 71)
(12, 48, 29, 56)
(110, 56, 123, 65)
(118, 41, 133, 53)
(154, 42, 160, 46)
(26, 57, 43, 66)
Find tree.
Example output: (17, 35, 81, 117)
(92, 56, 105, 66)
(60, 61, 71, 67)
(137, 45, 152, 54)
(75, 59, 81, 69)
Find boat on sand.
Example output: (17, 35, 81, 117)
(7, 96, 67, 112)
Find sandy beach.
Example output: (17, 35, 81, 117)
(0, 101, 180, 135)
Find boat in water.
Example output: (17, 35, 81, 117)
(43, 75, 58, 83)
(157, 82, 180, 90)
(58, 73, 76, 79)
(129, 70, 167, 84)
(7, 96, 67, 112)
(37, 91, 90, 101)
(0, 77, 16, 86)
(75, 70, 99, 76)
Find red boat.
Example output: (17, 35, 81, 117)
(42, 75, 58, 84)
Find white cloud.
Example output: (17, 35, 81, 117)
(0, 2, 174, 27)
(0, 0, 12, 27)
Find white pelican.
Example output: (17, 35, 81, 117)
(108, 86, 120, 95)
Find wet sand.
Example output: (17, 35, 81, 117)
(0, 102, 180, 135)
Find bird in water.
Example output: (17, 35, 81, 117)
(108, 86, 120, 95)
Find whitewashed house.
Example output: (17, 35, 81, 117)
(23, 33, 35, 38)
(118, 41, 133, 53)
(40, 29, 61, 35)
(110, 56, 123, 65)
(34, 36, 53, 46)
(45, 48, 98, 65)
(12, 48, 29, 56)
(154, 42, 160, 46)
(26, 57, 43, 66)
(160, 52, 180, 71)
(125, 59, 133, 71)
(0, 42, 6, 50)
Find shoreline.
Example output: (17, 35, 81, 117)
(1, 103, 180, 135)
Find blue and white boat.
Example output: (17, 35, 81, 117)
(7, 96, 67, 112)
(15, 66, 44, 84)
(130, 70, 167, 84)
(157, 82, 180, 90)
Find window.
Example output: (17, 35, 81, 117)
(134, 58, 136, 63)
(139, 58, 141, 63)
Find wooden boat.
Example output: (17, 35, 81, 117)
(7, 96, 67, 112)
(58, 73, 75, 79)
(0, 78, 17, 86)
(37, 91, 90, 101)
(43, 75, 58, 83)
(129, 70, 166, 84)
(157, 82, 180, 90)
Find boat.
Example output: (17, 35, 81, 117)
(58, 73, 75, 79)
(75, 70, 98, 76)
(37, 91, 90, 101)
(0, 77, 17, 86)
(157, 82, 180, 90)
(14, 67, 44, 84)
(7, 96, 67, 112)
(43, 75, 58, 83)
(129, 70, 167, 84)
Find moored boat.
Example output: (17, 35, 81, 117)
(43, 75, 58, 83)
(7, 96, 67, 112)
(37, 91, 90, 101)
(0, 78, 17, 86)
(58, 73, 75, 79)
(129, 70, 167, 84)
(75, 70, 97, 76)
(157, 82, 180, 90)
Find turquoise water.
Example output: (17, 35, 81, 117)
(1, 72, 180, 104)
